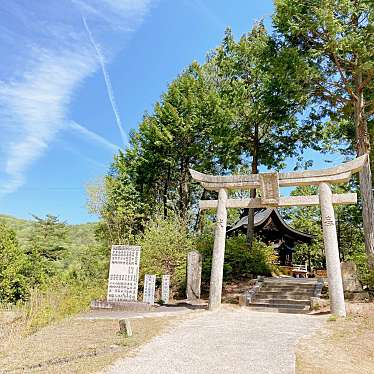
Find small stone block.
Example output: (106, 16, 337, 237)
(119, 319, 133, 337)
(238, 295, 247, 307)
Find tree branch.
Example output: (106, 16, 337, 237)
(331, 52, 358, 100)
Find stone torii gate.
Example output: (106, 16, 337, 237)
(190, 155, 368, 317)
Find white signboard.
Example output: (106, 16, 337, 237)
(143, 274, 156, 305)
(161, 275, 170, 304)
(107, 245, 141, 302)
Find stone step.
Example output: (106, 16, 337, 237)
(245, 305, 310, 314)
(261, 284, 316, 288)
(241, 277, 317, 314)
(256, 290, 314, 296)
(252, 298, 311, 306)
(257, 288, 314, 295)
(259, 288, 315, 294)
(254, 293, 313, 300)
(248, 302, 308, 310)
(263, 279, 317, 285)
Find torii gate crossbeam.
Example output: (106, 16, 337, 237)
(190, 155, 368, 317)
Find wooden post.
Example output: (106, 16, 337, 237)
(319, 182, 346, 317)
(209, 188, 228, 311)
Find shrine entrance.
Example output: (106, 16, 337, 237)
(190, 155, 368, 317)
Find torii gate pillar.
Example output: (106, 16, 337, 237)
(209, 188, 228, 310)
(319, 182, 346, 317)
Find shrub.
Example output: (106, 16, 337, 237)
(0, 223, 29, 303)
(293, 242, 325, 270)
(139, 215, 193, 292)
(347, 251, 374, 293)
(195, 232, 275, 283)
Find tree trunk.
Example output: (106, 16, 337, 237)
(355, 72, 374, 268)
(194, 189, 207, 232)
(163, 165, 171, 219)
(246, 151, 258, 249)
(179, 158, 190, 219)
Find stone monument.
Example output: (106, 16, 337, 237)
(143, 274, 156, 305)
(161, 275, 170, 304)
(190, 155, 368, 316)
(341, 261, 363, 292)
(107, 245, 141, 302)
(187, 250, 202, 301)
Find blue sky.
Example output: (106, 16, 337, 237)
(0, 1, 343, 224)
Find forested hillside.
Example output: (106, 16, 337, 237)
(0, 214, 98, 250)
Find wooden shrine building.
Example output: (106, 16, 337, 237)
(227, 208, 312, 266)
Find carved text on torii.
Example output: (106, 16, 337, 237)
(260, 173, 280, 206)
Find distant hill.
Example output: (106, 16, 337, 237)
(0, 214, 99, 250)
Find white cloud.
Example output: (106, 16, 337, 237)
(0, 0, 155, 197)
(82, 15, 127, 147)
(0, 46, 96, 196)
(69, 121, 121, 152)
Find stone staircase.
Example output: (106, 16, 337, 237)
(243, 278, 319, 314)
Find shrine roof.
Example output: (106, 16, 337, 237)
(227, 208, 312, 241)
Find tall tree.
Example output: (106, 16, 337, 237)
(29, 214, 68, 261)
(115, 63, 230, 222)
(208, 23, 314, 247)
(273, 0, 374, 266)
(86, 172, 145, 245)
(0, 223, 29, 302)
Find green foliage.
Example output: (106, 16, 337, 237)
(0, 214, 107, 325)
(285, 184, 366, 270)
(293, 243, 325, 270)
(347, 251, 374, 292)
(195, 233, 276, 282)
(273, 0, 374, 128)
(283, 186, 325, 269)
(209, 23, 314, 171)
(0, 214, 34, 245)
(140, 215, 193, 291)
(0, 223, 29, 302)
(29, 214, 68, 261)
(117, 62, 230, 223)
(62, 244, 108, 284)
(87, 175, 145, 245)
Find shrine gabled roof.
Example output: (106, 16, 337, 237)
(227, 208, 313, 241)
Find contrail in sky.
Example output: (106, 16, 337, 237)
(81, 15, 127, 147)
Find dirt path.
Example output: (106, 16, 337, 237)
(102, 307, 325, 374)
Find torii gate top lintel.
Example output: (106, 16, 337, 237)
(189, 155, 367, 209)
(189, 154, 367, 190)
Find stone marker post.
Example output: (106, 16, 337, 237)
(187, 251, 202, 301)
(119, 319, 133, 337)
(143, 274, 156, 305)
(319, 182, 346, 317)
(341, 262, 363, 292)
(161, 275, 170, 304)
(209, 188, 228, 311)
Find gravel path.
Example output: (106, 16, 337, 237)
(102, 307, 325, 374)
